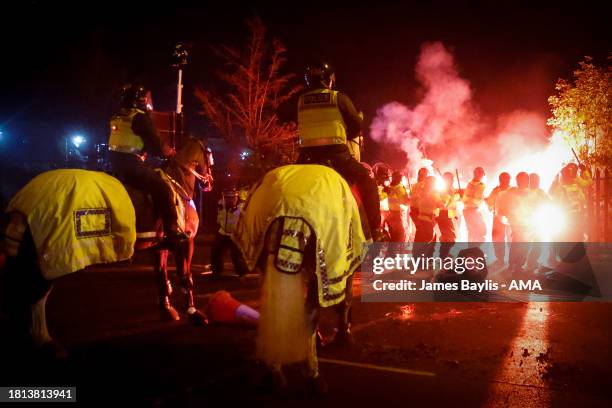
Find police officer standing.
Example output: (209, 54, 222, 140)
(462, 167, 487, 244)
(384, 171, 410, 242)
(297, 63, 383, 240)
(211, 189, 247, 279)
(486, 172, 511, 267)
(438, 172, 460, 259)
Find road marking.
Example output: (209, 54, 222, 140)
(319, 357, 436, 377)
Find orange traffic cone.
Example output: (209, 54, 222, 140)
(206, 290, 259, 326)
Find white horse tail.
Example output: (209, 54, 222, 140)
(256, 253, 312, 368)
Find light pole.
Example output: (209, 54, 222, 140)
(172, 44, 189, 115)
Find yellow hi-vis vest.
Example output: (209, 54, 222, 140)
(388, 184, 409, 212)
(298, 89, 347, 147)
(108, 108, 146, 154)
(463, 180, 486, 209)
(559, 183, 585, 213)
(418, 191, 444, 221)
(347, 135, 362, 161)
(441, 190, 460, 218)
(217, 201, 243, 236)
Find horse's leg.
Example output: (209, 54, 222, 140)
(175, 238, 207, 326)
(155, 249, 179, 321)
(330, 274, 355, 346)
(302, 262, 327, 395)
(30, 287, 52, 347)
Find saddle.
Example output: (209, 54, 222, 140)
(120, 169, 188, 250)
(122, 185, 162, 249)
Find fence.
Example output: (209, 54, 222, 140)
(589, 168, 612, 242)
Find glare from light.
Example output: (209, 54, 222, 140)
(72, 135, 85, 148)
(434, 176, 445, 192)
(531, 203, 566, 241)
(239, 150, 250, 160)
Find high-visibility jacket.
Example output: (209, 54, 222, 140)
(463, 180, 486, 209)
(486, 185, 510, 215)
(297, 89, 347, 147)
(497, 187, 533, 229)
(217, 201, 243, 236)
(418, 191, 444, 221)
(108, 108, 146, 154)
(347, 135, 362, 161)
(576, 170, 593, 189)
(387, 184, 409, 211)
(553, 183, 585, 214)
(410, 181, 426, 212)
(441, 189, 460, 218)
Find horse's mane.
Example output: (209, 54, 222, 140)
(163, 137, 209, 198)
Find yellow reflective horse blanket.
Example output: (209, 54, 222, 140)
(5, 169, 136, 280)
(233, 164, 367, 307)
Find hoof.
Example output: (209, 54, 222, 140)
(306, 375, 328, 397)
(161, 305, 181, 321)
(188, 309, 209, 326)
(327, 329, 355, 348)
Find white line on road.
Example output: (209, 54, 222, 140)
(319, 357, 436, 377)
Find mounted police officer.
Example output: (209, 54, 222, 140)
(297, 63, 383, 241)
(108, 84, 188, 249)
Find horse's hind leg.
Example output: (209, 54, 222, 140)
(330, 274, 355, 346)
(302, 267, 328, 395)
(155, 249, 179, 321)
(30, 288, 52, 347)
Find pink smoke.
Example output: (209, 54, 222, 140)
(370, 41, 571, 191)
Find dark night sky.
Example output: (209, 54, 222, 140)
(0, 0, 609, 164)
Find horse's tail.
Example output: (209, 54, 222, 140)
(256, 253, 312, 367)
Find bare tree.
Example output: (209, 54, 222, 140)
(195, 17, 302, 164)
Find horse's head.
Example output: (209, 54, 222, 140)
(175, 138, 214, 192)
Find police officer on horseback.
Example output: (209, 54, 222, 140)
(297, 62, 383, 241)
(108, 84, 188, 249)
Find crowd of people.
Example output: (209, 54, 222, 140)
(374, 161, 593, 275)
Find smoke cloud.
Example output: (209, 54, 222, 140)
(370, 41, 571, 190)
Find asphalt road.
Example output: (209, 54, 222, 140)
(1, 245, 612, 407)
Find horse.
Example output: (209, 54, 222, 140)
(1, 137, 213, 356)
(232, 164, 367, 393)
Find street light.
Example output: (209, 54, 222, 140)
(72, 135, 85, 148)
(65, 134, 86, 164)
